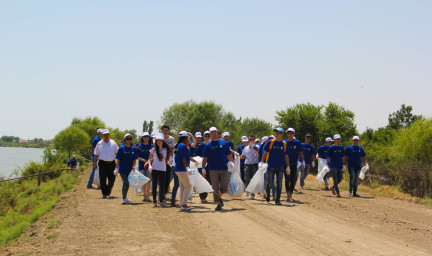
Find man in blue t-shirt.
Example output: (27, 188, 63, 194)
(260, 127, 290, 205)
(70, 155, 77, 169)
(202, 127, 235, 211)
(87, 128, 103, 188)
(299, 134, 316, 189)
(326, 134, 346, 197)
(344, 136, 368, 197)
(317, 137, 333, 190)
(283, 128, 304, 202)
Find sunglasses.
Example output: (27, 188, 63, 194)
(249, 139, 255, 141)
(204, 135, 210, 137)
(125, 138, 133, 141)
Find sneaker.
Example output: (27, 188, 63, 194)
(87, 186, 93, 189)
(330, 187, 336, 195)
(201, 199, 208, 203)
(250, 195, 255, 200)
(215, 204, 222, 211)
(336, 194, 341, 198)
(275, 201, 282, 205)
(106, 195, 110, 199)
(170, 202, 179, 207)
(126, 198, 133, 203)
(122, 199, 127, 204)
(353, 194, 360, 197)
(348, 192, 352, 197)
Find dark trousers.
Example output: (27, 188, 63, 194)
(240, 164, 245, 183)
(265, 167, 284, 202)
(164, 164, 172, 194)
(98, 160, 116, 197)
(348, 166, 361, 194)
(284, 165, 298, 194)
(152, 170, 166, 203)
(198, 168, 212, 200)
(171, 168, 179, 202)
(331, 168, 343, 194)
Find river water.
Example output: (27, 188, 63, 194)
(0, 147, 45, 178)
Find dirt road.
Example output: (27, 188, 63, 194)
(2, 168, 432, 256)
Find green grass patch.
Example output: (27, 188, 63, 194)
(0, 163, 89, 247)
(370, 182, 381, 189)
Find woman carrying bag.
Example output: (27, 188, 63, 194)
(137, 132, 154, 202)
(115, 134, 138, 205)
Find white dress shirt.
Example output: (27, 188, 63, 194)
(94, 139, 119, 161)
(242, 145, 260, 164)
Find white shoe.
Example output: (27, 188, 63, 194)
(126, 198, 133, 203)
(122, 199, 127, 204)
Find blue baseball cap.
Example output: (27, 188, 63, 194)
(273, 127, 284, 133)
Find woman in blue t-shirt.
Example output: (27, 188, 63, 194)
(137, 132, 154, 202)
(115, 133, 138, 204)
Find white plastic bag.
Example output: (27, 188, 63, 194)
(228, 156, 244, 196)
(189, 169, 213, 194)
(316, 163, 330, 183)
(190, 156, 203, 169)
(135, 187, 143, 194)
(246, 167, 265, 193)
(128, 170, 151, 188)
(93, 168, 100, 187)
(359, 165, 369, 180)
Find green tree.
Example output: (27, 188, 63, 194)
(53, 126, 90, 159)
(387, 104, 422, 130)
(142, 120, 154, 134)
(159, 101, 196, 135)
(275, 103, 324, 146)
(238, 117, 273, 144)
(321, 102, 357, 146)
(182, 101, 225, 135)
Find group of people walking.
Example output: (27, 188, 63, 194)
(87, 125, 368, 211)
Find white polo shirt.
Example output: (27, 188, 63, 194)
(242, 145, 260, 164)
(94, 139, 119, 161)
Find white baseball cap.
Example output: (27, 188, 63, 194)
(142, 132, 150, 137)
(223, 132, 230, 137)
(241, 136, 248, 142)
(325, 137, 333, 142)
(204, 131, 210, 135)
(255, 139, 261, 143)
(334, 134, 341, 140)
(151, 133, 156, 138)
(124, 133, 133, 140)
(286, 128, 295, 133)
(262, 136, 269, 143)
(179, 131, 188, 137)
(102, 129, 110, 134)
(155, 134, 164, 141)
(73, 155, 75, 157)
(209, 127, 218, 132)
(352, 136, 360, 140)
(97, 128, 104, 134)
(195, 132, 202, 137)
(269, 135, 276, 139)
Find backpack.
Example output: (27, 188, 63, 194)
(265, 139, 286, 163)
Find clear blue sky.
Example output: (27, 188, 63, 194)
(1, 0, 431, 139)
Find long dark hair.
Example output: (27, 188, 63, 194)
(155, 139, 170, 161)
(174, 136, 188, 154)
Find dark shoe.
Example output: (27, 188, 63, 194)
(353, 194, 360, 197)
(336, 194, 341, 198)
(102, 195, 107, 199)
(266, 195, 270, 202)
(275, 201, 282, 205)
(330, 187, 336, 195)
(215, 204, 222, 211)
(87, 186, 93, 189)
(220, 198, 224, 207)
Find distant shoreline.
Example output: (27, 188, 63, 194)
(0, 142, 52, 149)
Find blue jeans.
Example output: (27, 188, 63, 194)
(87, 156, 96, 188)
(120, 172, 130, 199)
(265, 167, 284, 202)
(263, 173, 277, 197)
(348, 166, 361, 194)
(299, 164, 311, 188)
(171, 168, 179, 203)
(330, 168, 343, 194)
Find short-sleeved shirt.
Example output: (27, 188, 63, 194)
(150, 148, 167, 171)
(94, 139, 119, 161)
(175, 143, 191, 172)
(242, 145, 260, 164)
(264, 140, 288, 168)
(202, 140, 231, 171)
(193, 142, 206, 157)
(116, 145, 138, 174)
(327, 144, 345, 169)
(317, 145, 330, 159)
(301, 143, 315, 164)
(70, 158, 77, 167)
(345, 145, 366, 168)
(137, 143, 153, 170)
(284, 139, 302, 166)
(91, 136, 101, 157)
(226, 141, 235, 152)
(164, 136, 175, 149)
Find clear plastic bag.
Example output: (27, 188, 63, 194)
(229, 156, 244, 196)
(316, 161, 330, 183)
(135, 187, 143, 194)
(93, 168, 100, 187)
(359, 165, 369, 180)
(246, 167, 265, 193)
(190, 156, 203, 169)
(188, 169, 213, 194)
(128, 170, 151, 188)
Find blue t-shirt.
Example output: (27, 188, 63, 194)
(202, 140, 231, 171)
(91, 136, 101, 157)
(317, 145, 330, 159)
(237, 145, 246, 168)
(327, 144, 345, 169)
(264, 140, 288, 168)
(345, 145, 366, 168)
(137, 143, 153, 170)
(284, 139, 302, 166)
(116, 145, 138, 174)
(301, 143, 315, 164)
(70, 158, 77, 167)
(175, 143, 191, 172)
(258, 143, 266, 162)
(226, 141, 235, 152)
(192, 142, 205, 157)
